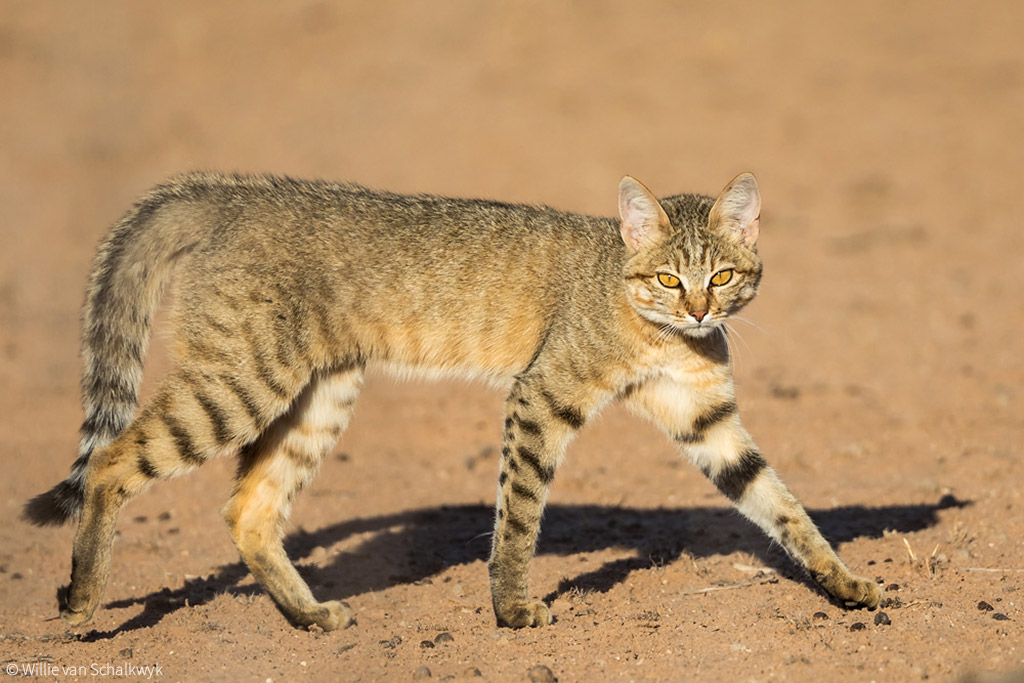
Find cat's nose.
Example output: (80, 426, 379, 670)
(690, 310, 708, 322)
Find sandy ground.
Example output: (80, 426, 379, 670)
(1, 2, 1022, 681)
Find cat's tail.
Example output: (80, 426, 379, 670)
(23, 173, 221, 526)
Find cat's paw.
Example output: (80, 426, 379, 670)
(59, 606, 96, 628)
(823, 573, 881, 610)
(495, 600, 553, 628)
(303, 600, 353, 631)
(57, 583, 96, 628)
(842, 576, 882, 610)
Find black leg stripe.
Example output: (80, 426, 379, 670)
(193, 391, 233, 445)
(252, 352, 292, 400)
(222, 375, 265, 427)
(510, 481, 538, 502)
(138, 454, 159, 479)
(714, 449, 767, 501)
(517, 446, 554, 485)
(517, 419, 542, 437)
(674, 401, 737, 443)
(540, 390, 585, 430)
(159, 412, 205, 466)
(504, 511, 531, 536)
(240, 321, 292, 400)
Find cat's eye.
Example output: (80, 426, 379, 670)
(710, 269, 734, 287)
(656, 273, 681, 288)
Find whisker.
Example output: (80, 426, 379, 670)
(654, 323, 678, 346)
(724, 322, 754, 365)
(728, 315, 769, 337)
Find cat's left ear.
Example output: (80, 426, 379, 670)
(709, 172, 760, 248)
(618, 176, 671, 251)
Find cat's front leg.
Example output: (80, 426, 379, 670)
(488, 377, 585, 628)
(627, 374, 880, 609)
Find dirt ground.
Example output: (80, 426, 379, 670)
(1, 2, 1022, 681)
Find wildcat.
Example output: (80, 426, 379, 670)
(24, 171, 880, 630)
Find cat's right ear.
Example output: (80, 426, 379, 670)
(709, 172, 761, 248)
(618, 176, 671, 251)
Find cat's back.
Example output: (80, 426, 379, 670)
(171, 173, 628, 378)
(182, 173, 613, 250)
(191, 173, 621, 301)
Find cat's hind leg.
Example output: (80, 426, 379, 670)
(222, 364, 363, 631)
(61, 366, 299, 627)
(627, 373, 880, 609)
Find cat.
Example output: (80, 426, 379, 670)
(24, 171, 881, 631)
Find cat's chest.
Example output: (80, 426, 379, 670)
(622, 337, 731, 393)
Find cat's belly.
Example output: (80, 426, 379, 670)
(361, 315, 545, 384)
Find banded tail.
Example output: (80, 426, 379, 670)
(23, 174, 218, 526)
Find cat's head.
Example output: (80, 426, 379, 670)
(618, 173, 763, 338)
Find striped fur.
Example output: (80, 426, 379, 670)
(28, 171, 878, 633)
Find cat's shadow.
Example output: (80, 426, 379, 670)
(85, 494, 968, 641)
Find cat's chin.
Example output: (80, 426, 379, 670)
(657, 318, 723, 339)
(679, 324, 720, 339)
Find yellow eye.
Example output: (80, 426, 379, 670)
(710, 269, 734, 286)
(656, 273, 681, 288)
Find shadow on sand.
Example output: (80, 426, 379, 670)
(82, 494, 967, 641)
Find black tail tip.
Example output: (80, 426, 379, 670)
(22, 481, 81, 527)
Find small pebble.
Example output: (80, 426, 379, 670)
(413, 665, 432, 679)
(462, 668, 483, 678)
(993, 613, 1010, 621)
(977, 601, 994, 611)
(434, 632, 454, 645)
(886, 583, 900, 591)
(527, 664, 557, 682)
(849, 622, 866, 631)
(812, 612, 829, 620)
(380, 635, 403, 649)
(420, 640, 435, 649)
(874, 611, 891, 626)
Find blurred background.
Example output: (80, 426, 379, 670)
(1, 2, 1021, 679)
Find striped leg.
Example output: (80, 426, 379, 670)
(60, 365, 302, 627)
(489, 378, 586, 628)
(222, 365, 362, 631)
(628, 375, 880, 609)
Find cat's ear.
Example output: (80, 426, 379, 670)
(709, 172, 760, 248)
(618, 176, 671, 251)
